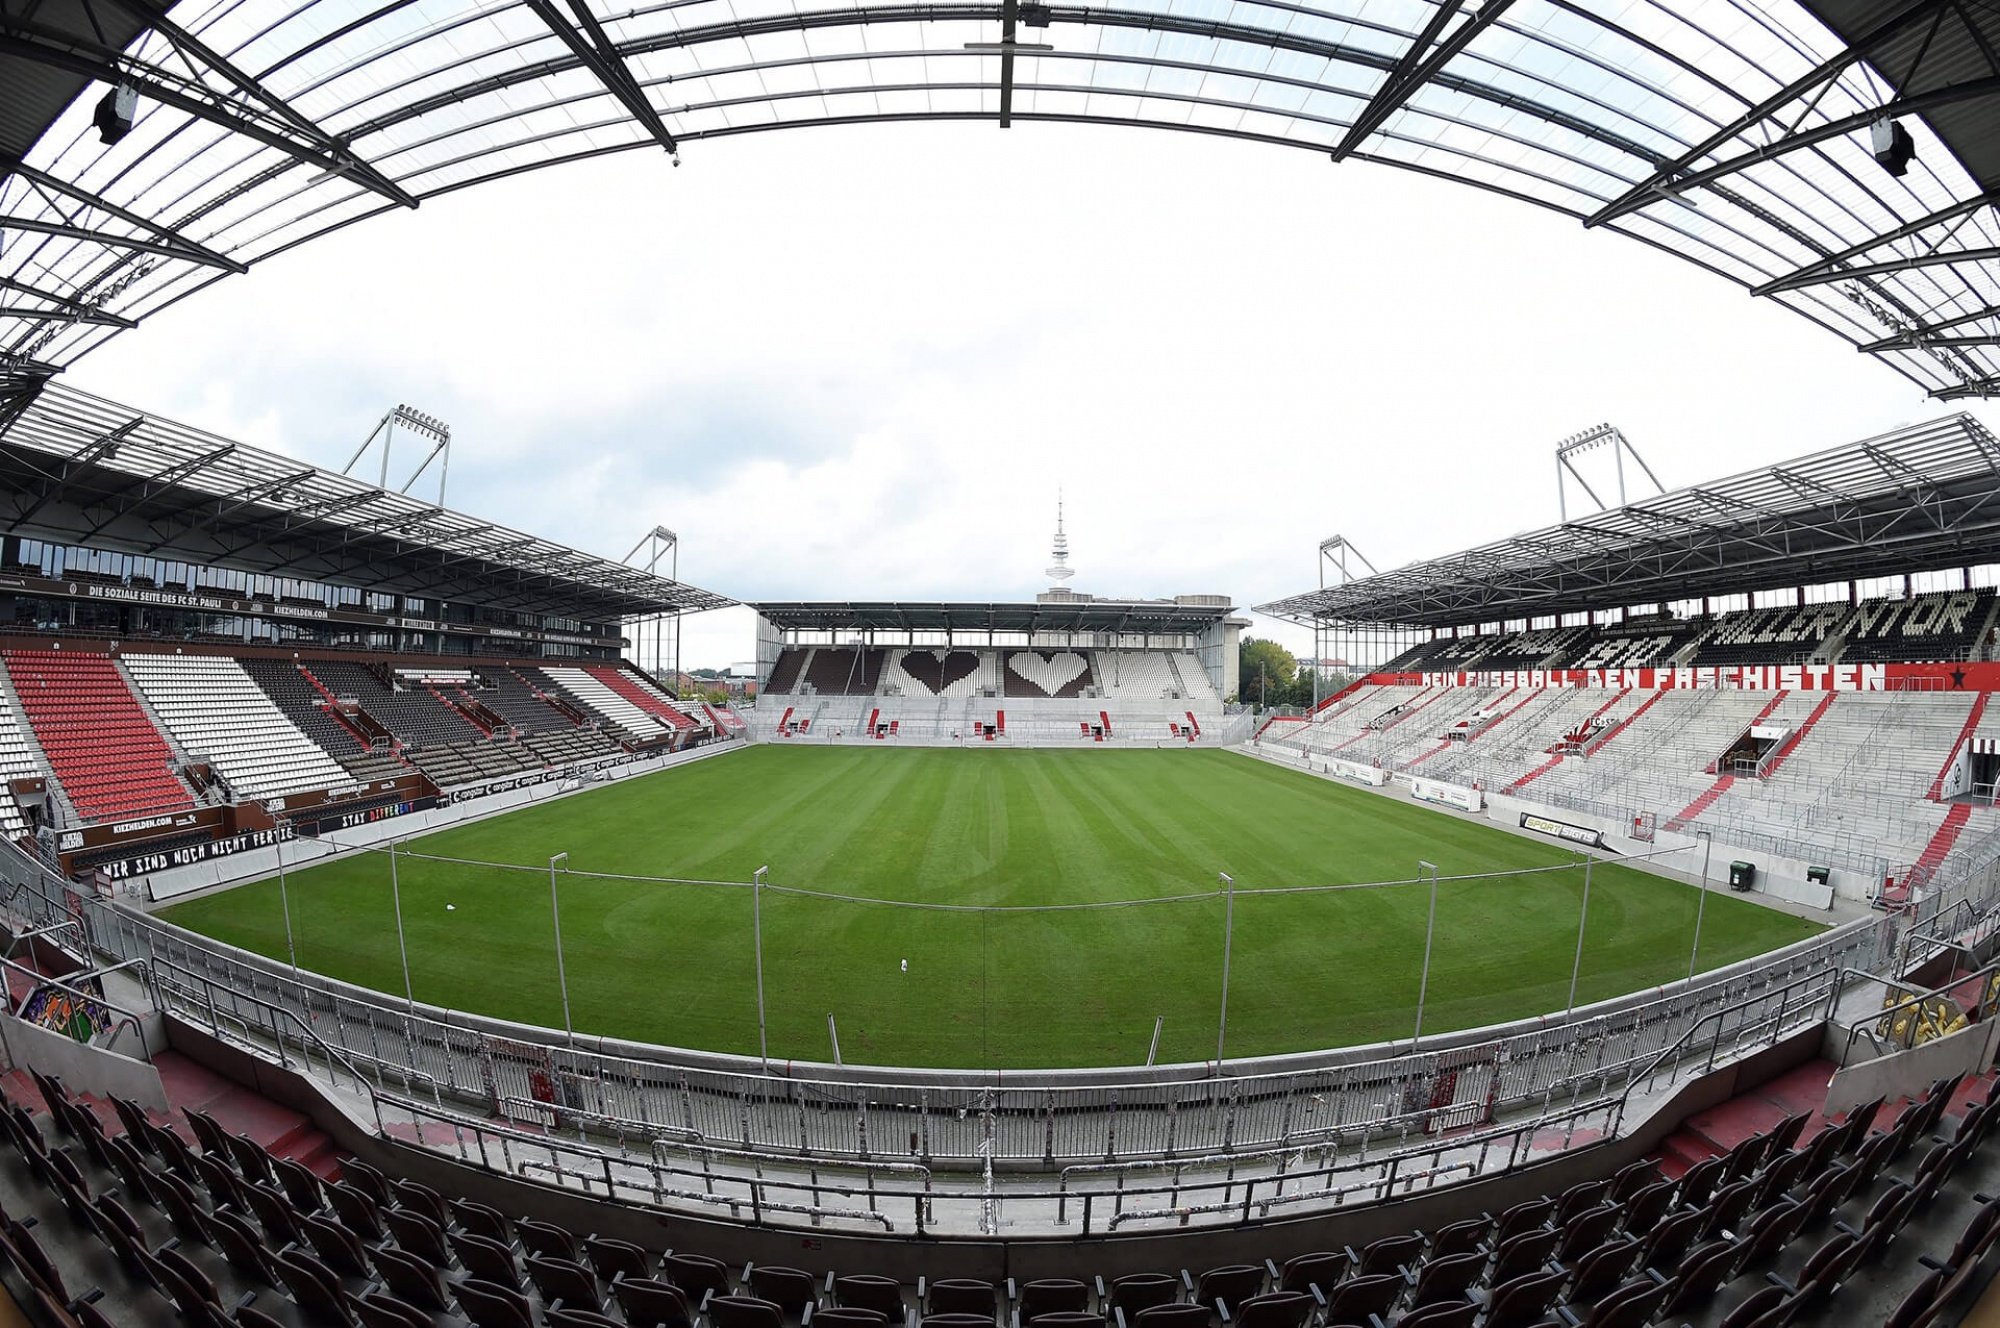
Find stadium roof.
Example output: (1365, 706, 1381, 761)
(755, 600, 1232, 633)
(0, 381, 736, 619)
(1257, 414, 2000, 630)
(6, 1, 2000, 397)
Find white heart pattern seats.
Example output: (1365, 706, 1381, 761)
(1006, 651, 1091, 697)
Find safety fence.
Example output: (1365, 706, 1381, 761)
(0, 824, 1892, 1176)
(137, 947, 1851, 1237)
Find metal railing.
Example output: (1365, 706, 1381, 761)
(0, 953, 150, 1056)
(353, 1084, 1626, 1237)
(1841, 960, 2000, 1059)
(146, 956, 386, 1126)
(23, 854, 1882, 1165)
(1612, 965, 1848, 1131)
(0, 823, 1894, 1237)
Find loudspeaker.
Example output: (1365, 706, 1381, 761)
(1871, 118, 1914, 177)
(93, 85, 137, 146)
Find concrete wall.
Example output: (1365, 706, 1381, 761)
(0, 1012, 166, 1110)
(1478, 791, 1845, 912)
(1825, 1018, 2000, 1116)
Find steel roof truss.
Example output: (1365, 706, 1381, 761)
(1329, 0, 1517, 162)
(89, 0, 415, 209)
(0, 32, 414, 210)
(0, 214, 245, 273)
(1588, 0, 1953, 227)
(9, 417, 142, 527)
(75, 440, 237, 540)
(1757, 191, 2000, 294)
(519, 0, 679, 156)
(0, 277, 136, 330)
(1936, 373, 2000, 398)
(5, 158, 244, 273)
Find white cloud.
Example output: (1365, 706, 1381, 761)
(69, 122, 1983, 667)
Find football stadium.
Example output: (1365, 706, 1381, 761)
(9, 0, 2000, 1324)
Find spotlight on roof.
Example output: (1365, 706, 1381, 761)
(94, 84, 138, 146)
(1871, 117, 1914, 178)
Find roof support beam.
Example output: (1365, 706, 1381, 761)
(1933, 375, 2000, 400)
(519, 0, 680, 156)
(1756, 244, 2000, 294)
(0, 356, 57, 438)
(79, 0, 416, 210)
(1586, 0, 1956, 227)
(1329, 0, 1516, 162)
(0, 216, 247, 273)
(1859, 299, 2000, 350)
(1598, 75, 2000, 213)
(0, 306, 131, 329)
(3, 157, 241, 273)
(0, 33, 418, 211)
(1754, 191, 2000, 294)
(153, 465, 320, 549)
(999, 0, 1020, 127)
(1865, 332, 2000, 350)
(0, 278, 136, 330)
(77, 442, 239, 540)
(9, 418, 143, 527)
(278, 490, 388, 523)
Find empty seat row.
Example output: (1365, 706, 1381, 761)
(537, 668, 679, 744)
(122, 654, 355, 800)
(308, 662, 484, 749)
(3, 650, 193, 822)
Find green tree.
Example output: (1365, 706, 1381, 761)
(1239, 637, 1300, 707)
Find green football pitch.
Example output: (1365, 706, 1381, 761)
(160, 746, 1822, 1068)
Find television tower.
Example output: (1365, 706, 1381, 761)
(1045, 492, 1075, 585)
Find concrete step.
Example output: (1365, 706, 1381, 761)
(1650, 1059, 1841, 1171)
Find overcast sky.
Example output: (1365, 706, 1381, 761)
(66, 122, 1987, 670)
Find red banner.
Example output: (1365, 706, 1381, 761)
(1366, 661, 2000, 693)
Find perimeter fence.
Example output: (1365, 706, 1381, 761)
(0, 832, 1892, 1172)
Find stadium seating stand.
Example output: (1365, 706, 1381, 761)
(4, 651, 193, 822)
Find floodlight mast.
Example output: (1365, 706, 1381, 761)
(342, 404, 452, 505)
(1554, 423, 1665, 522)
(1314, 536, 1378, 708)
(623, 525, 680, 688)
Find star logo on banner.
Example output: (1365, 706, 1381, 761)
(1952, 668, 1968, 689)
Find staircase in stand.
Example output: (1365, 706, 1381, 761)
(1665, 776, 1735, 833)
(1757, 692, 1837, 779)
(1913, 804, 1976, 888)
(299, 667, 391, 751)
(1, 1050, 347, 1183)
(1584, 689, 1666, 756)
(1930, 692, 1989, 801)
(1330, 687, 1442, 754)
(435, 685, 504, 736)
(1648, 1059, 1839, 1180)
(514, 670, 591, 727)
(1667, 692, 1795, 830)
(1506, 690, 1634, 793)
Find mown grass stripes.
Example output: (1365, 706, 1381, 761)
(161, 746, 1820, 1068)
